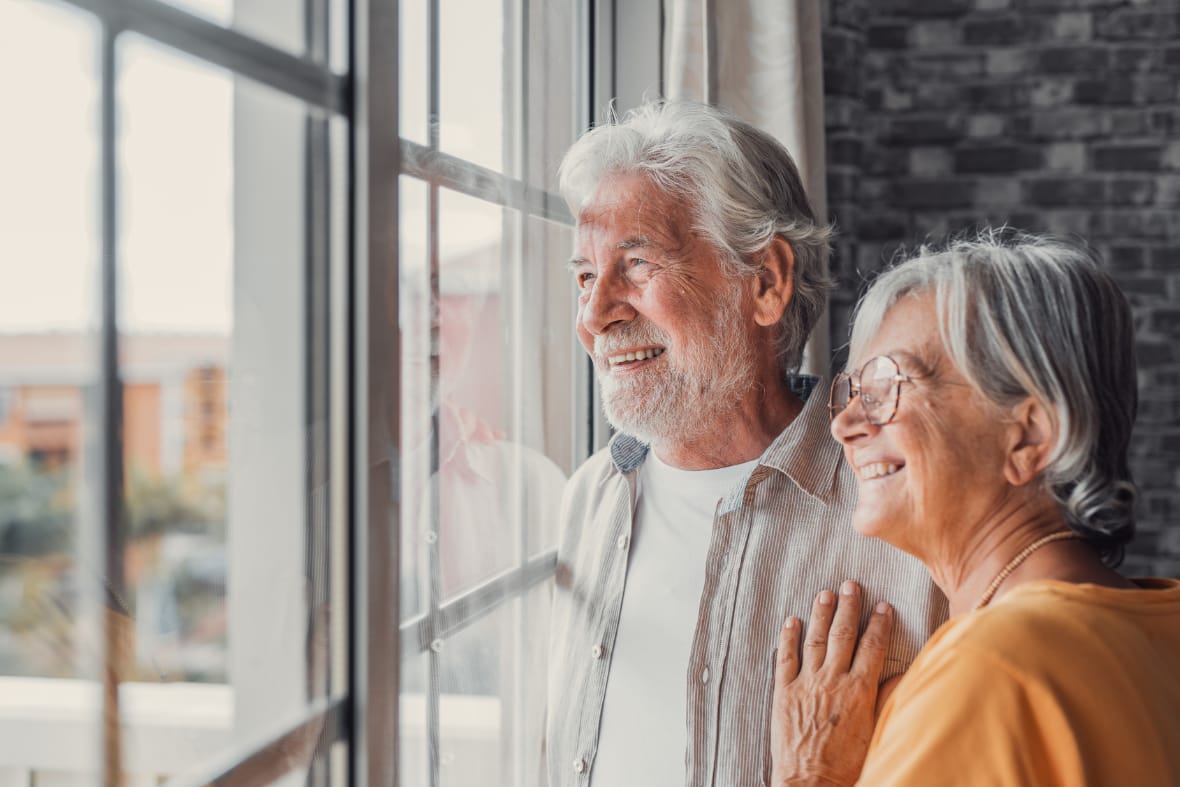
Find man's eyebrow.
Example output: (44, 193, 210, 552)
(617, 235, 658, 251)
(565, 235, 663, 269)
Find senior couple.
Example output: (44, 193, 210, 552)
(544, 100, 1180, 786)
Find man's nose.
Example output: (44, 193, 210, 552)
(580, 269, 636, 335)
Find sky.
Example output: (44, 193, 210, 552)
(0, 0, 503, 334)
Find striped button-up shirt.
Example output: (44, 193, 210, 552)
(544, 376, 948, 787)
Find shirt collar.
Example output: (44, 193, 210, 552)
(609, 430, 650, 474)
(755, 374, 843, 504)
(606, 374, 843, 502)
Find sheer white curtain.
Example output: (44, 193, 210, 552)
(664, 0, 830, 374)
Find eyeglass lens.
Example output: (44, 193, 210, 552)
(830, 356, 901, 425)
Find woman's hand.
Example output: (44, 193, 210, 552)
(770, 580, 894, 787)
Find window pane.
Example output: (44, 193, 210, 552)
(398, 585, 551, 787)
(436, 188, 516, 597)
(437, 609, 508, 786)
(117, 36, 233, 696)
(399, 650, 430, 787)
(156, 0, 233, 32)
(116, 34, 344, 781)
(400, 0, 429, 146)
(155, 0, 347, 70)
(439, 0, 504, 172)
(437, 583, 550, 787)
(526, 0, 584, 193)
(523, 216, 578, 482)
(399, 175, 430, 620)
(402, 186, 570, 605)
(0, 0, 102, 782)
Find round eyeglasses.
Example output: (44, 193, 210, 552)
(829, 355, 915, 426)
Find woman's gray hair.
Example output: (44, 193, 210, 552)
(558, 100, 833, 373)
(850, 229, 1137, 563)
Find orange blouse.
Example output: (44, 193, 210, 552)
(861, 578, 1180, 786)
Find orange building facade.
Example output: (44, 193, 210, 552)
(0, 333, 228, 486)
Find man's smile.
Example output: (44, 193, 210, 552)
(607, 346, 666, 368)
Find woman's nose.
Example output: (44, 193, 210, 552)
(830, 392, 877, 446)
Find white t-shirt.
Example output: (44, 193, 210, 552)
(590, 451, 759, 787)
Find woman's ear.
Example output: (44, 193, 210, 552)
(752, 236, 795, 328)
(1004, 397, 1056, 486)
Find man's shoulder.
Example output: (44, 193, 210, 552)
(552, 444, 631, 591)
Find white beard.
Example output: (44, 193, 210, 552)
(594, 286, 757, 448)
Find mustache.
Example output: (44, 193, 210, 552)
(593, 323, 670, 358)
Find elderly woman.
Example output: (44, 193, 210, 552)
(771, 233, 1180, 786)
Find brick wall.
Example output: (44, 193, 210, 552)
(823, 0, 1180, 577)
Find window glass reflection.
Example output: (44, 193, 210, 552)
(398, 2, 585, 781)
(399, 175, 431, 621)
(396, 185, 569, 786)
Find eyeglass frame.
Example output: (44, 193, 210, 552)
(828, 355, 916, 426)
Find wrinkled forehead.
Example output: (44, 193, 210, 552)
(574, 173, 690, 248)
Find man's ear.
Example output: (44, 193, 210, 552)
(752, 236, 795, 328)
(1004, 397, 1056, 486)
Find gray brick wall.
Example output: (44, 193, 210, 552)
(823, 0, 1180, 577)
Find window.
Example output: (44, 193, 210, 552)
(0, 0, 349, 781)
(392, 1, 590, 784)
(0, 0, 657, 781)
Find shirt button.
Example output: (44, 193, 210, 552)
(700, 666, 710, 684)
(616, 534, 629, 551)
(573, 758, 587, 774)
(591, 644, 605, 659)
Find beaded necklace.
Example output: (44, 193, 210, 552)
(972, 531, 1078, 611)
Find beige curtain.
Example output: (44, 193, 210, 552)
(664, 0, 830, 375)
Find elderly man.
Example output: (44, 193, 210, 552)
(544, 100, 947, 787)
